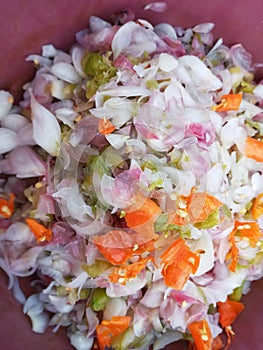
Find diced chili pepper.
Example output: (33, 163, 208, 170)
(98, 117, 115, 135)
(161, 238, 200, 290)
(213, 93, 242, 112)
(0, 193, 15, 218)
(245, 137, 263, 163)
(96, 316, 131, 350)
(188, 319, 212, 350)
(25, 218, 52, 243)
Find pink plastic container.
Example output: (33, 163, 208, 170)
(1, 1, 263, 349)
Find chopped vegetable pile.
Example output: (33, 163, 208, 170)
(1, 4, 263, 350)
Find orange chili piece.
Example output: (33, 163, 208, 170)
(93, 229, 155, 265)
(188, 191, 222, 223)
(217, 299, 245, 349)
(213, 93, 242, 112)
(25, 218, 52, 243)
(98, 117, 115, 135)
(245, 137, 263, 163)
(227, 232, 239, 273)
(171, 190, 222, 226)
(161, 238, 200, 290)
(108, 257, 152, 284)
(227, 221, 262, 272)
(125, 193, 162, 228)
(251, 192, 263, 220)
(96, 316, 131, 350)
(0, 193, 15, 218)
(188, 319, 213, 350)
(217, 299, 245, 328)
(237, 221, 262, 247)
